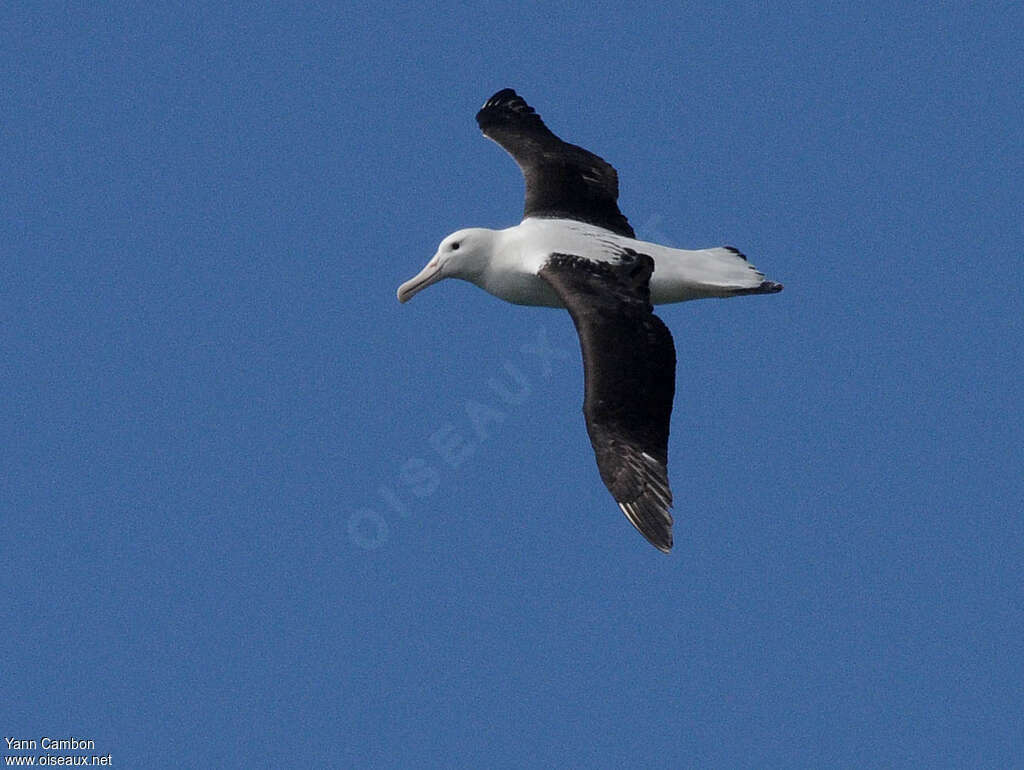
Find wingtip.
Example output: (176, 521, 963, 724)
(649, 532, 673, 554)
(617, 500, 674, 554)
(476, 88, 540, 129)
(483, 87, 519, 104)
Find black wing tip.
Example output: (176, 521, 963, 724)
(614, 451, 674, 554)
(477, 88, 538, 127)
(644, 520, 674, 553)
(618, 500, 674, 553)
(483, 87, 520, 104)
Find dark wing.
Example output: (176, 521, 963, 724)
(476, 89, 635, 238)
(538, 251, 676, 552)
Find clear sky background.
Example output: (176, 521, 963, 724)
(3, 2, 1022, 767)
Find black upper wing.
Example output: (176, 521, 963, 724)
(538, 251, 676, 552)
(476, 89, 635, 238)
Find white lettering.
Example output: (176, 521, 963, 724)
(429, 424, 475, 467)
(488, 361, 532, 405)
(520, 327, 571, 377)
(465, 399, 506, 439)
(399, 458, 440, 498)
(40, 737, 96, 751)
(348, 509, 389, 549)
(4, 737, 37, 750)
(378, 486, 409, 517)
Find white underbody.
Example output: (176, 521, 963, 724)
(474, 218, 772, 307)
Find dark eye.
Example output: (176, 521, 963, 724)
(451, 242, 460, 250)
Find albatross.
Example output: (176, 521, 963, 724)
(397, 89, 782, 553)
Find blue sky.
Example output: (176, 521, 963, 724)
(3, 2, 1022, 767)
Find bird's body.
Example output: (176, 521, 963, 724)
(403, 217, 779, 308)
(397, 89, 782, 553)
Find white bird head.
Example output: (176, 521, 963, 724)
(397, 228, 495, 303)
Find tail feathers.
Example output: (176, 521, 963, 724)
(701, 246, 775, 290)
(649, 244, 784, 303)
(730, 279, 784, 295)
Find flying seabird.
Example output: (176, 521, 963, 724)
(397, 89, 782, 553)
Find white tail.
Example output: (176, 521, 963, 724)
(648, 245, 782, 304)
